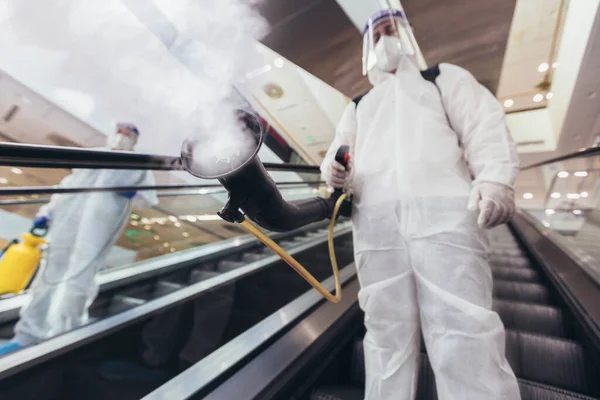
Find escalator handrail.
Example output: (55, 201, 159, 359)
(0, 180, 325, 197)
(0, 225, 353, 380)
(0, 142, 321, 174)
(143, 266, 359, 400)
(0, 220, 341, 324)
(521, 144, 600, 170)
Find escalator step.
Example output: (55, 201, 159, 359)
(414, 355, 597, 400)
(189, 269, 219, 283)
(217, 260, 246, 272)
(494, 281, 551, 305)
(490, 255, 531, 268)
(506, 331, 588, 394)
(491, 248, 525, 258)
(241, 252, 265, 262)
(519, 379, 599, 400)
(493, 300, 566, 338)
(311, 356, 598, 400)
(310, 386, 364, 400)
(107, 295, 147, 315)
(492, 266, 540, 282)
(153, 280, 185, 297)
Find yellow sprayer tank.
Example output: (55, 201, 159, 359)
(0, 233, 46, 294)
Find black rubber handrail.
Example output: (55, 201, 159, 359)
(0, 180, 324, 197)
(0, 143, 321, 174)
(522, 145, 600, 170)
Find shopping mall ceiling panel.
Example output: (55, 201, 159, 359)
(259, 0, 517, 98)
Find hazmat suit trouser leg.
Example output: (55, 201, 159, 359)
(356, 247, 421, 400)
(354, 223, 520, 400)
(14, 243, 73, 345)
(412, 230, 520, 400)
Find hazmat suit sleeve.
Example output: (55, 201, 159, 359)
(132, 171, 159, 209)
(320, 101, 357, 181)
(438, 64, 520, 188)
(36, 170, 82, 221)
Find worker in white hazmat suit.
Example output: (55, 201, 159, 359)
(321, 9, 521, 400)
(0, 123, 158, 356)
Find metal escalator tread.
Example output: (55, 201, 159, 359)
(491, 248, 526, 258)
(492, 266, 540, 282)
(490, 255, 531, 268)
(494, 280, 551, 305)
(520, 379, 599, 400)
(415, 355, 598, 400)
(242, 252, 265, 262)
(310, 352, 598, 400)
(493, 300, 566, 338)
(217, 260, 246, 273)
(506, 331, 589, 394)
(310, 386, 364, 400)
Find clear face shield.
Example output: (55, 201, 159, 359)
(362, 10, 418, 75)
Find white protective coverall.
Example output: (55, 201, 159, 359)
(321, 56, 521, 399)
(14, 168, 158, 345)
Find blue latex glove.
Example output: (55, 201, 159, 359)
(118, 191, 137, 199)
(32, 216, 49, 230)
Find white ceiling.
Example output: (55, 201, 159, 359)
(496, 0, 562, 112)
(241, 42, 349, 165)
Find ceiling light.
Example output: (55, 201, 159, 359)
(574, 171, 588, 177)
(153, 235, 160, 240)
(581, 192, 589, 198)
(274, 58, 284, 68)
(550, 192, 561, 199)
(0, 177, 7, 184)
(552, 62, 560, 68)
(163, 242, 169, 247)
(533, 94, 544, 103)
(546, 92, 554, 100)
(523, 193, 533, 199)
(503, 99, 514, 108)
(538, 63, 549, 72)
(542, 220, 551, 227)
(545, 209, 555, 215)
(141, 218, 150, 224)
(168, 216, 178, 222)
(182, 232, 190, 237)
(186, 216, 197, 222)
(557, 171, 569, 178)
(573, 209, 582, 215)
(144, 225, 151, 230)
(10, 168, 22, 175)
(567, 193, 581, 199)
(174, 222, 181, 227)
(130, 220, 139, 226)
(170, 248, 176, 253)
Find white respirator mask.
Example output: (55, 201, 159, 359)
(107, 134, 136, 151)
(373, 36, 404, 72)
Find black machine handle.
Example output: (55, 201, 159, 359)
(332, 145, 350, 199)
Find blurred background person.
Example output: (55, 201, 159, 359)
(0, 123, 159, 356)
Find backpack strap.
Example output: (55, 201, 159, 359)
(352, 92, 368, 106)
(420, 64, 441, 83)
(422, 64, 455, 132)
